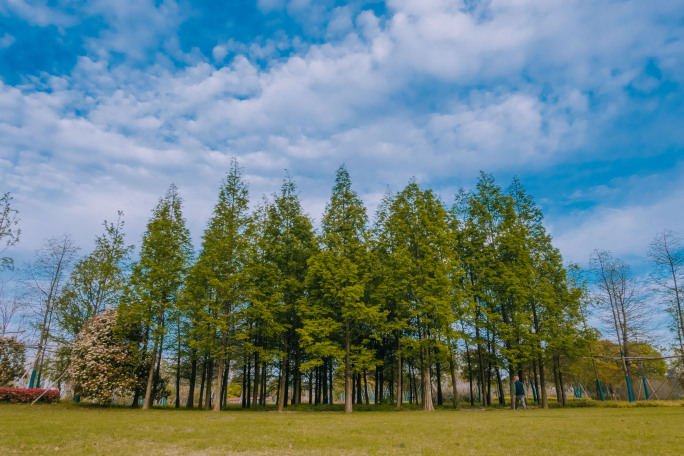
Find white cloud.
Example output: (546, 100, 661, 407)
(1, 0, 682, 267)
(551, 169, 684, 266)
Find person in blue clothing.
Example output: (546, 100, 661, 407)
(514, 376, 527, 410)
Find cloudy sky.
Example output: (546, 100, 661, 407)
(1, 0, 683, 272)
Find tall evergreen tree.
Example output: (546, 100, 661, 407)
(381, 180, 456, 411)
(123, 184, 193, 410)
(191, 160, 251, 412)
(302, 165, 382, 413)
(262, 176, 316, 411)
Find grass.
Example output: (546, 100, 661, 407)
(3, 402, 684, 455)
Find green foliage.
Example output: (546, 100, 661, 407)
(55, 212, 133, 342)
(185, 159, 250, 361)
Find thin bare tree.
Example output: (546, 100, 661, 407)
(648, 230, 684, 360)
(590, 249, 650, 402)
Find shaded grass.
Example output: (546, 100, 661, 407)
(3, 402, 684, 455)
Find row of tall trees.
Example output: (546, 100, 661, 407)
(2, 163, 681, 409)
(100, 163, 590, 412)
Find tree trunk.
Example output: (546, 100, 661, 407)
(374, 365, 379, 405)
(198, 357, 207, 407)
(142, 335, 160, 410)
(557, 356, 567, 407)
(357, 372, 363, 405)
(214, 332, 228, 412)
(509, 366, 515, 409)
(278, 353, 288, 412)
(253, 352, 260, 407)
(476, 339, 487, 405)
(345, 320, 353, 413)
(204, 358, 213, 410)
(448, 346, 459, 409)
(495, 367, 505, 406)
(221, 362, 229, 408)
(187, 356, 197, 408)
(308, 370, 313, 404)
(464, 342, 474, 406)
(422, 346, 434, 411)
(329, 358, 334, 404)
(241, 362, 247, 408)
(436, 360, 443, 406)
(293, 349, 301, 405)
(396, 332, 402, 408)
(538, 354, 548, 408)
(552, 359, 561, 404)
(322, 362, 328, 404)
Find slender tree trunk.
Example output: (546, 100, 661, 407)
(396, 332, 402, 408)
(465, 343, 474, 406)
(436, 360, 443, 406)
(532, 359, 540, 404)
(187, 356, 197, 408)
(345, 320, 353, 413)
(241, 362, 247, 408)
(278, 353, 288, 412)
(253, 352, 260, 407)
(475, 331, 488, 405)
(214, 332, 227, 412)
(294, 349, 301, 405)
(142, 335, 160, 410)
(509, 366, 516, 409)
(363, 369, 369, 404)
(557, 356, 567, 406)
(357, 372, 363, 405)
(374, 365, 379, 405)
(220, 362, 229, 408)
(495, 367, 504, 406)
(198, 357, 206, 407)
(261, 364, 267, 406)
(329, 358, 334, 404)
(352, 369, 356, 405)
(552, 359, 561, 404)
(308, 370, 313, 404)
(448, 345, 459, 409)
(204, 358, 213, 410)
(322, 363, 328, 404)
(315, 366, 321, 405)
(422, 346, 434, 411)
(538, 354, 548, 408)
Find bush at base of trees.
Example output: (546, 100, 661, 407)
(70, 308, 136, 404)
(0, 387, 60, 403)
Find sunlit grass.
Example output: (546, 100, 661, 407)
(3, 402, 684, 455)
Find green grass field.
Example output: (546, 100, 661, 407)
(3, 403, 684, 455)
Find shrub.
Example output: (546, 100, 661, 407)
(0, 387, 60, 403)
(70, 308, 136, 404)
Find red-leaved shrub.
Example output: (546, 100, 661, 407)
(0, 387, 60, 403)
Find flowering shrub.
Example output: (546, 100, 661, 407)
(0, 336, 26, 386)
(70, 308, 136, 404)
(0, 387, 60, 403)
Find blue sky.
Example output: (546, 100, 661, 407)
(1, 0, 684, 278)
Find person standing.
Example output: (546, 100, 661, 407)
(514, 376, 527, 410)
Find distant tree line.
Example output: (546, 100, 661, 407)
(1, 164, 681, 409)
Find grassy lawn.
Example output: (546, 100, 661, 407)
(2, 403, 684, 455)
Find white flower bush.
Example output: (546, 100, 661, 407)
(70, 308, 135, 404)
